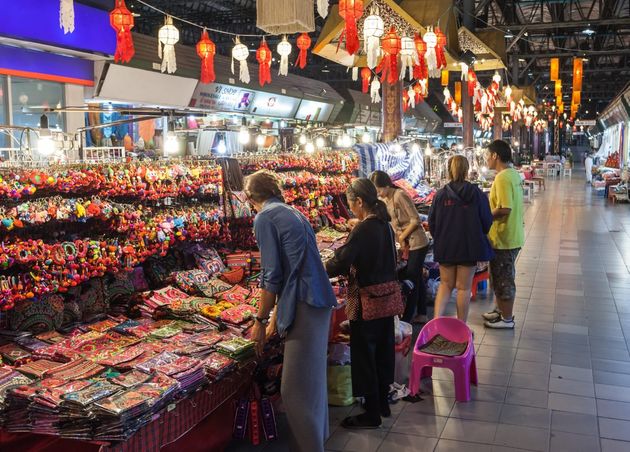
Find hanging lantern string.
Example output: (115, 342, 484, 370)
(134, 0, 271, 37)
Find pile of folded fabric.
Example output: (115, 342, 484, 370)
(216, 337, 256, 362)
(202, 353, 237, 381)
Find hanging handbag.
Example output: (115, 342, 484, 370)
(227, 191, 254, 219)
(359, 226, 404, 321)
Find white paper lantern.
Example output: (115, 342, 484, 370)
(158, 16, 180, 74)
(232, 38, 250, 84)
(399, 36, 417, 80)
(363, 12, 384, 69)
(277, 37, 292, 76)
(424, 27, 439, 77)
(407, 84, 416, 109)
(492, 71, 501, 85)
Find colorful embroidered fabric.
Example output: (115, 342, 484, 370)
(220, 304, 257, 325)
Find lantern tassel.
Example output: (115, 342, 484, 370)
(366, 36, 381, 69)
(443, 87, 452, 104)
(345, 19, 360, 55)
(115, 28, 135, 63)
(425, 47, 438, 76)
(240, 60, 251, 84)
(60, 0, 75, 34)
(160, 44, 177, 74)
(279, 53, 289, 76)
(317, 0, 329, 18)
(201, 56, 215, 83)
(400, 52, 417, 81)
(370, 78, 381, 103)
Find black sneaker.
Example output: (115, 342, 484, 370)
(484, 316, 515, 329)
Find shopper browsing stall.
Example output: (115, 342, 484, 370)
(370, 170, 430, 324)
(245, 170, 336, 452)
(428, 155, 494, 323)
(482, 140, 525, 329)
(326, 179, 399, 429)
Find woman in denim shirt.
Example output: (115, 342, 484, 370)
(245, 170, 336, 452)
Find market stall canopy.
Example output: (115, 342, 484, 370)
(457, 27, 506, 71)
(314, 0, 460, 68)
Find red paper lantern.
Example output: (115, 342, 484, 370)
(377, 27, 401, 84)
(256, 40, 272, 87)
(109, 0, 135, 63)
(295, 33, 311, 69)
(196, 30, 216, 84)
(467, 68, 477, 97)
(360, 67, 371, 93)
(413, 83, 424, 104)
(435, 27, 448, 69)
(338, 0, 364, 56)
(413, 33, 428, 80)
(402, 89, 410, 112)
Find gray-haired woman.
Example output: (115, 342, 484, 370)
(245, 169, 336, 452)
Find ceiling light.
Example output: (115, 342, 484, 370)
(342, 134, 352, 147)
(362, 133, 371, 143)
(299, 134, 307, 145)
(582, 58, 589, 62)
(37, 134, 55, 156)
(518, 58, 526, 62)
(504, 31, 514, 38)
(305, 142, 315, 153)
(256, 134, 265, 146)
(315, 136, 325, 149)
(164, 134, 178, 154)
(217, 140, 227, 154)
(238, 127, 250, 145)
(582, 28, 595, 35)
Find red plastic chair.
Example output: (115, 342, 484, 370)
(408, 317, 478, 402)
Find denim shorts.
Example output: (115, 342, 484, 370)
(489, 248, 520, 300)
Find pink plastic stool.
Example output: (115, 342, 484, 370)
(408, 317, 478, 402)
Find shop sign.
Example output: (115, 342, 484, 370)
(573, 131, 585, 136)
(575, 120, 596, 127)
(190, 83, 255, 112)
(295, 99, 334, 122)
(248, 92, 300, 118)
(443, 122, 463, 128)
(0, 0, 115, 56)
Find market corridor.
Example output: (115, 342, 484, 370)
(322, 174, 630, 452)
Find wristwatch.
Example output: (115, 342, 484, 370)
(255, 316, 269, 326)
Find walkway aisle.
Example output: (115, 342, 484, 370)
(325, 175, 630, 452)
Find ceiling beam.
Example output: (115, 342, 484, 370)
(513, 48, 630, 58)
(486, 17, 630, 31)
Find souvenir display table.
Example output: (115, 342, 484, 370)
(0, 152, 358, 451)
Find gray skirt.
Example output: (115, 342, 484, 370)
(282, 301, 332, 452)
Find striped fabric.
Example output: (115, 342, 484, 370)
(353, 143, 426, 190)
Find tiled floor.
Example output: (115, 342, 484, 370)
(229, 172, 630, 452)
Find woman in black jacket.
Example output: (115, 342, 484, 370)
(428, 156, 494, 323)
(326, 178, 397, 429)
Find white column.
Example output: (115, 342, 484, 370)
(64, 83, 85, 134)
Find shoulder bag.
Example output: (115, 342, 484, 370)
(359, 224, 404, 321)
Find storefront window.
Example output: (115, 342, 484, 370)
(10, 77, 65, 131)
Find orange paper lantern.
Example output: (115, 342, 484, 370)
(550, 57, 559, 81)
(441, 69, 449, 86)
(554, 79, 562, 97)
(454, 81, 462, 104)
(572, 91, 581, 106)
(413, 34, 428, 80)
(573, 58, 583, 92)
(256, 40, 272, 87)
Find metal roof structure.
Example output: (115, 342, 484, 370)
(78, 0, 630, 118)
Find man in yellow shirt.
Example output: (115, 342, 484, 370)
(483, 140, 525, 329)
